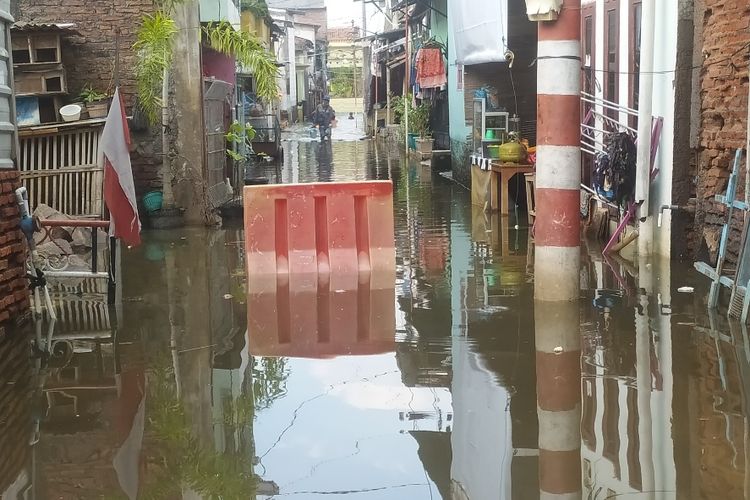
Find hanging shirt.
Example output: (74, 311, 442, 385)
(415, 48, 447, 89)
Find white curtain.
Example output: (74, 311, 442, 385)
(450, 0, 509, 65)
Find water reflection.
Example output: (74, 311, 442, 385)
(247, 281, 396, 358)
(3, 138, 750, 499)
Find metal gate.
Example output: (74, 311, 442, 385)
(204, 78, 233, 208)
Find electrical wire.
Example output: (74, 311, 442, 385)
(570, 41, 750, 76)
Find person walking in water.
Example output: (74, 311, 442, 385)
(312, 96, 336, 142)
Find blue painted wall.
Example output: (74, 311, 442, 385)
(446, 0, 472, 186)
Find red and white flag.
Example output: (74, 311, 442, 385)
(101, 87, 141, 247)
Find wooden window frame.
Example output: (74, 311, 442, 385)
(604, 1, 619, 118)
(629, 0, 642, 128)
(581, 4, 596, 99)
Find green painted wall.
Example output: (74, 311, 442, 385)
(446, 0, 472, 186)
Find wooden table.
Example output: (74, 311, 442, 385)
(471, 161, 534, 215)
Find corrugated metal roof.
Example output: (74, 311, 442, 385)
(12, 22, 78, 34)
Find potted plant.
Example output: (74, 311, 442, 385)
(413, 101, 433, 155)
(392, 93, 432, 153)
(79, 86, 110, 119)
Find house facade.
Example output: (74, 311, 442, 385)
(447, 0, 537, 186)
(269, 0, 328, 123)
(578, 0, 695, 259)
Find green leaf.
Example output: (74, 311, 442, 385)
(204, 22, 280, 102)
(133, 11, 178, 126)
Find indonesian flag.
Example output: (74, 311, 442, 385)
(101, 87, 141, 247)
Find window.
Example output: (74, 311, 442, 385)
(632, 2, 642, 109)
(584, 16, 594, 96)
(605, 8, 618, 118)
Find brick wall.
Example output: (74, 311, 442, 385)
(694, 0, 750, 262)
(0, 329, 31, 494)
(15, 0, 163, 197)
(0, 170, 30, 331)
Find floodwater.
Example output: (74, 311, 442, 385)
(0, 133, 747, 499)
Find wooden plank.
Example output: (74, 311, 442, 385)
(75, 130, 81, 167)
(20, 166, 101, 177)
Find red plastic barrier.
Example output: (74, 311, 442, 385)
(247, 282, 395, 358)
(244, 181, 395, 293)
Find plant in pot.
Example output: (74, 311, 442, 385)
(392, 94, 432, 152)
(79, 86, 110, 119)
(412, 101, 433, 155)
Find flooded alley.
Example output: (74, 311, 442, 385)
(0, 136, 745, 500)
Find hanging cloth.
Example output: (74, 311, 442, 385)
(415, 47, 447, 89)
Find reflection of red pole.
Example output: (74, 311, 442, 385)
(534, 0, 581, 302)
(535, 302, 581, 498)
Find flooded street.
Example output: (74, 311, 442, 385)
(1, 136, 748, 499)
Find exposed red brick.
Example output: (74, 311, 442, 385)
(0, 170, 29, 327)
(15, 0, 163, 197)
(694, 0, 750, 261)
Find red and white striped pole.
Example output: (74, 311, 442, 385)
(528, 1, 583, 497)
(534, 0, 582, 303)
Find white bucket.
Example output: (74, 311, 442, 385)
(60, 104, 82, 122)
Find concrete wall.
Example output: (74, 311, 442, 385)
(0, 170, 30, 330)
(650, 0, 679, 258)
(447, 0, 472, 186)
(241, 11, 272, 45)
(172, 1, 210, 223)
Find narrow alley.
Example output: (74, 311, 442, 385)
(0, 136, 743, 499)
(1, 0, 750, 499)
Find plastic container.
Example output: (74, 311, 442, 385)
(60, 104, 82, 122)
(143, 191, 163, 213)
(408, 133, 418, 150)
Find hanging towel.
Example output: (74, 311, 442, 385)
(416, 48, 447, 89)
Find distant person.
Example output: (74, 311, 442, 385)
(348, 112, 354, 120)
(312, 96, 336, 142)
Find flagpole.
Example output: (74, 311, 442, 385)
(114, 27, 120, 89)
(109, 27, 121, 306)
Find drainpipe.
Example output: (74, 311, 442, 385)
(636, 0, 656, 256)
(533, 0, 582, 302)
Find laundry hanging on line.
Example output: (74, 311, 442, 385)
(415, 47, 447, 89)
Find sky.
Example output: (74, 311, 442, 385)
(325, 0, 384, 32)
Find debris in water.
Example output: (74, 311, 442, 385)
(223, 293, 233, 299)
(553, 346, 563, 354)
(677, 286, 694, 293)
